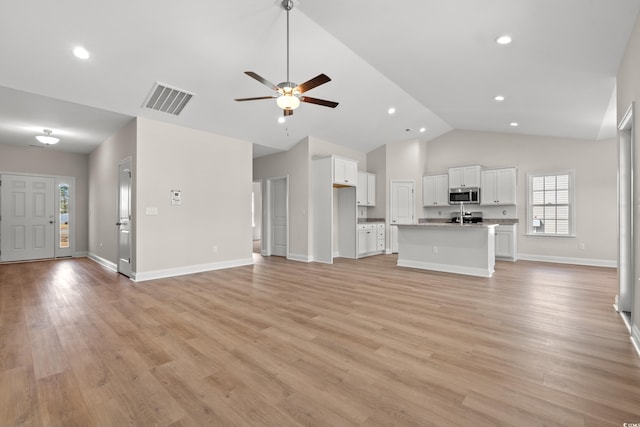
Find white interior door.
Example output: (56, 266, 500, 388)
(390, 180, 415, 253)
(117, 159, 132, 277)
(1, 174, 55, 262)
(270, 177, 288, 257)
(391, 180, 415, 225)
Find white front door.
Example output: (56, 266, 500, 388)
(117, 159, 132, 277)
(270, 177, 288, 257)
(1, 174, 55, 262)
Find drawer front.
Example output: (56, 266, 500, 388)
(358, 224, 377, 231)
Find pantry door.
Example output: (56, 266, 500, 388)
(1, 174, 55, 262)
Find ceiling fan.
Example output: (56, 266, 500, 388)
(234, 0, 338, 117)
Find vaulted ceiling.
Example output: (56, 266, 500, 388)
(0, 0, 637, 157)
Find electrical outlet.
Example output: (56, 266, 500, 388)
(212, 245, 218, 253)
(433, 246, 438, 253)
(579, 242, 585, 250)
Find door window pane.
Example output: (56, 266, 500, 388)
(59, 183, 69, 248)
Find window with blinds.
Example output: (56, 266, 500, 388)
(528, 171, 574, 236)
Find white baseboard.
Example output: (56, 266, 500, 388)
(87, 252, 117, 272)
(397, 259, 494, 278)
(631, 324, 640, 359)
(133, 257, 254, 282)
(287, 253, 312, 262)
(73, 251, 88, 258)
(517, 253, 616, 268)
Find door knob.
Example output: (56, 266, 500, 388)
(116, 222, 122, 226)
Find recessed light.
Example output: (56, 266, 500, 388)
(277, 116, 286, 124)
(387, 107, 396, 115)
(494, 95, 505, 101)
(496, 35, 512, 45)
(419, 127, 427, 133)
(509, 122, 519, 127)
(73, 46, 90, 59)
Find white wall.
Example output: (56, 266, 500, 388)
(135, 117, 253, 279)
(88, 118, 136, 267)
(617, 12, 640, 349)
(252, 181, 262, 240)
(366, 144, 387, 220)
(424, 130, 617, 265)
(0, 143, 90, 255)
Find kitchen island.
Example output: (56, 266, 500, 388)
(396, 223, 499, 277)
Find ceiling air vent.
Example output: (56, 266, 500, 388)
(143, 82, 195, 116)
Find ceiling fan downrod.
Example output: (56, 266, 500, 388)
(282, 0, 294, 84)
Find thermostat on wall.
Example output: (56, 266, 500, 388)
(171, 190, 181, 205)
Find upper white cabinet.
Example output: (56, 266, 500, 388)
(423, 174, 449, 206)
(334, 157, 358, 186)
(448, 165, 481, 188)
(481, 168, 516, 205)
(357, 172, 376, 206)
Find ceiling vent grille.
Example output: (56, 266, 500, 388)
(143, 82, 195, 116)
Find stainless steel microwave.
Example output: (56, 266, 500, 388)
(449, 187, 480, 204)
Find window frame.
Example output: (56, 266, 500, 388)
(526, 169, 576, 237)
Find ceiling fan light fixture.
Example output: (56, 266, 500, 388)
(276, 94, 300, 110)
(36, 129, 60, 145)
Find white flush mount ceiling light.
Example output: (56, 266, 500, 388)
(36, 129, 60, 145)
(419, 127, 427, 133)
(73, 46, 90, 59)
(496, 35, 512, 45)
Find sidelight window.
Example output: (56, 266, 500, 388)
(59, 183, 70, 248)
(527, 171, 574, 236)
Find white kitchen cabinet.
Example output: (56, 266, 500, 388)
(423, 174, 449, 206)
(357, 172, 376, 206)
(358, 223, 384, 257)
(481, 168, 516, 205)
(448, 165, 481, 188)
(495, 224, 517, 261)
(358, 224, 377, 256)
(334, 157, 358, 186)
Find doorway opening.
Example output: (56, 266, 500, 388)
(263, 176, 288, 258)
(617, 102, 634, 331)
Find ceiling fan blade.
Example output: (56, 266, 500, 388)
(234, 96, 277, 102)
(300, 96, 339, 108)
(244, 71, 279, 92)
(295, 74, 331, 93)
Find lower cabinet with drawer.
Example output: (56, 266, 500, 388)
(358, 223, 385, 257)
(495, 224, 517, 261)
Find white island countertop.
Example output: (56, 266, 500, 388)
(396, 223, 499, 277)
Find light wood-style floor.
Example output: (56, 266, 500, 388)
(1, 254, 639, 426)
